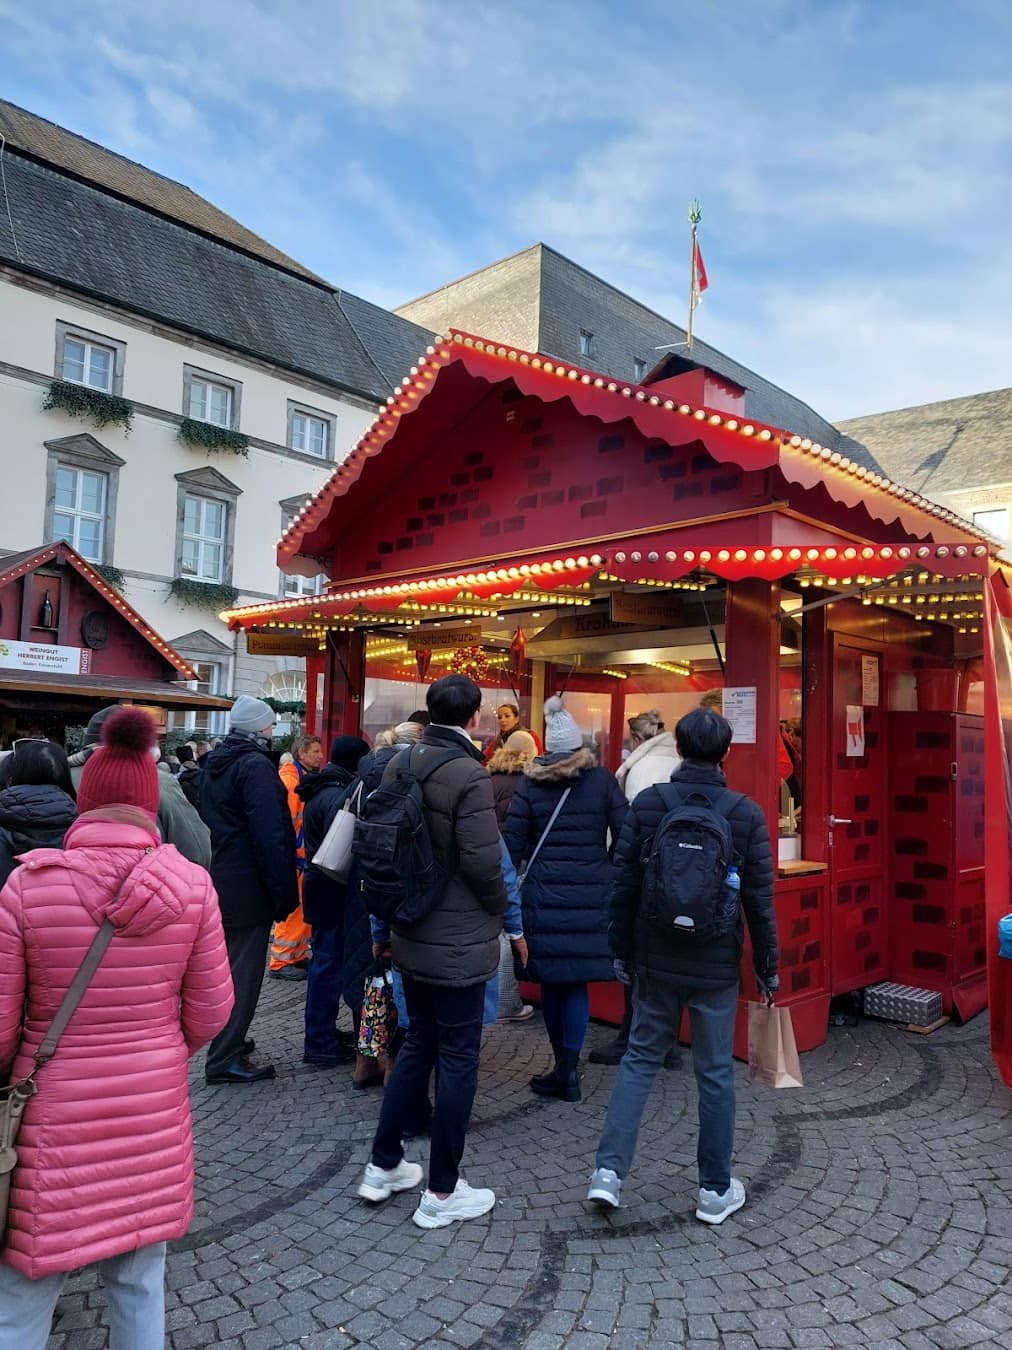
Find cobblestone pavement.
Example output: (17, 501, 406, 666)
(47, 979, 1012, 1350)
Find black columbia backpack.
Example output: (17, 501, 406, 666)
(642, 785, 744, 940)
(352, 743, 454, 926)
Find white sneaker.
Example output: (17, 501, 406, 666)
(695, 1177, 746, 1224)
(587, 1167, 621, 1209)
(357, 1158, 423, 1203)
(412, 1178, 496, 1229)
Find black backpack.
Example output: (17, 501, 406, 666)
(641, 785, 744, 940)
(352, 743, 454, 926)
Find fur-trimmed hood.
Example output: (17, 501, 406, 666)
(524, 747, 597, 782)
(487, 746, 531, 775)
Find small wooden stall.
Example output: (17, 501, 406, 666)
(224, 333, 1012, 1081)
(0, 541, 232, 743)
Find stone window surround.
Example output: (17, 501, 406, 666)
(278, 494, 324, 598)
(182, 363, 243, 431)
(174, 466, 242, 585)
(44, 434, 125, 566)
(286, 400, 337, 460)
(54, 320, 127, 396)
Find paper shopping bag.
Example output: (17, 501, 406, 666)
(747, 1001, 803, 1089)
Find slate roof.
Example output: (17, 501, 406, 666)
(0, 103, 435, 403)
(0, 98, 323, 282)
(838, 388, 1012, 497)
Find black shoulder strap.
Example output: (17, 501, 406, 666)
(405, 742, 458, 784)
(712, 788, 745, 820)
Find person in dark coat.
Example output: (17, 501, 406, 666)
(588, 706, 779, 1225)
(359, 676, 509, 1231)
(486, 735, 538, 827)
(298, 734, 369, 1070)
(175, 743, 203, 812)
(200, 696, 298, 1084)
(0, 740, 77, 885)
(503, 695, 628, 1102)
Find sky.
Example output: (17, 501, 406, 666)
(1, 0, 1010, 422)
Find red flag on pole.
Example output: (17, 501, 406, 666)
(691, 236, 708, 311)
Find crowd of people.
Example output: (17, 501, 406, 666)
(0, 682, 779, 1345)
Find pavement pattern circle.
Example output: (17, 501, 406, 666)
(46, 979, 1012, 1349)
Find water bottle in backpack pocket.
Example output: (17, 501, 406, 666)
(641, 787, 744, 941)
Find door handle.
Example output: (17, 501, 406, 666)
(828, 815, 853, 827)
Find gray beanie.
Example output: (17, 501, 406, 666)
(230, 695, 275, 734)
(544, 694, 582, 753)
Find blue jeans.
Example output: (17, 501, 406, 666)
(372, 975, 484, 1194)
(540, 981, 589, 1052)
(596, 976, 739, 1192)
(0, 1242, 166, 1350)
(304, 924, 344, 1058)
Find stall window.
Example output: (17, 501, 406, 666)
(183, 365, 241, 429)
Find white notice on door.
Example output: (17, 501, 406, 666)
(845, 704, 865, 757)
(861, 655, 879, 707)
(722, 686, 757, 744)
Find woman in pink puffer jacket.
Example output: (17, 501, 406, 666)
(0, 709, 233, 1350)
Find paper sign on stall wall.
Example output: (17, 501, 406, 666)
(845, 705, 865, 757)
(722, 686, 757, 744)
(861, 655, 880, 707)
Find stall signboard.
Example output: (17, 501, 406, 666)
(610, 591, 684, 627)
(408, 626, 481, 651)
(246, 633, 321, 658)
(0, 638, 84, 675)
(861, 655, 879, 707)
(722, 686, 757, 744)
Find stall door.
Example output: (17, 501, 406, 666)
(829, 640, 888, 994)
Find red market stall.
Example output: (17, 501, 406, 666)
(0, 541, 232, 742)
(224, 332, 1012, 1082)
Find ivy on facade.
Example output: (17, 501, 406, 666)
(178, 419, 250, 456)
(94, 564, 126, 591)
(169, 577, 240, 611)
(43, 381, 133, 433)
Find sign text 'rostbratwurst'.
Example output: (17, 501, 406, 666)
(407, 626, 482, 652)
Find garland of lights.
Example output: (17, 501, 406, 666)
(449, 645, 489, 681)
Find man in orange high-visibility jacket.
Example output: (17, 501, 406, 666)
(269, 734, 323, 979)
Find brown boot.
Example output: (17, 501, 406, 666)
(352, 1052, 384, 1091)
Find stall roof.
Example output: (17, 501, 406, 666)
(277, 332, 994, 577)
(0, 542, 196, 678)
(0, 670, 232, 710)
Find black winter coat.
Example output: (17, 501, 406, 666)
(0, 785, 77, 886)
(390, 726, 508, 988)
(200, 732, 298, 928)
(610, 760, 778, 989)
(177, 763, 203, 813)
(503, 748, 628, 984)
(298, 765, 355, 930)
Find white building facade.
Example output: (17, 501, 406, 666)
(0, 100, 432, 736)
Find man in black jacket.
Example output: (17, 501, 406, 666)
(588, 707, 779, 1224)
(201, 696, 298, 1084)
(358, 675, 509, 1230)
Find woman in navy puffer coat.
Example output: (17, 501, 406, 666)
(0, 741, 77, 886)
(503, 696, 627, 1101)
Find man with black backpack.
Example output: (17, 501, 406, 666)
(356, 675, 509, 1229)
(587, 706, 778, 1224)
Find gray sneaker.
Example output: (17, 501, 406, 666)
(695, 1177, 746, 1224)
(587, 1167, 621, 1209)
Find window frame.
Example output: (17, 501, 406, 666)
(180, 494, 228, 583)
(174, 468, 241, 586)
(54, 321, 126, 396)
(52, 464, 108, 563)
(579, 329, 594, 358)
(278, 497, 327, 597)
(971, 505, 1008, 538)
(44, 434, 124, 566)
(182, 364, 242, 431)
(633, 357, 647, 382)
(286, 401, 335, 460)
(167, 657, 227, 737)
